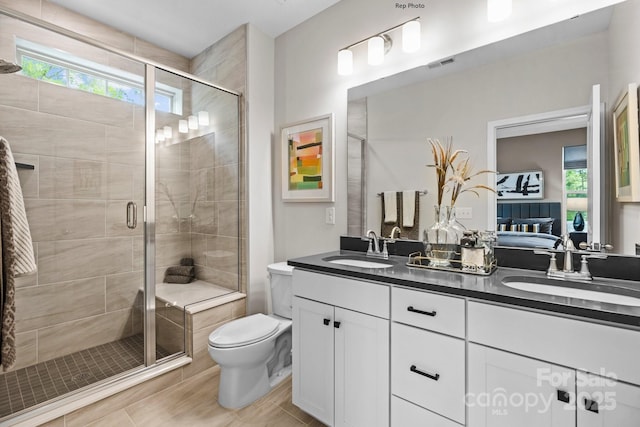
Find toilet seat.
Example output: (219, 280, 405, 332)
(208, 313, 280, 348)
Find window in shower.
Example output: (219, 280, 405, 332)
(15, 38, 181, 113)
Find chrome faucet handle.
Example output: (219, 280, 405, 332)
(381, 240, 389, 259)
(561, 234, 576, 250)
(579, 241, 614, 252)
(578, 253, 607, 279)
(534, 249, 559, 274)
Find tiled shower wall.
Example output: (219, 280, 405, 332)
(0, 0, 246, 371)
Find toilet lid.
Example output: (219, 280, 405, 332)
(208, 313, 280, 348)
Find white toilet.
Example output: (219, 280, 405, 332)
(208, 262, 293, 409)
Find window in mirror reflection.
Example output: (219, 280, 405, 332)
(563, 144, 588, 235)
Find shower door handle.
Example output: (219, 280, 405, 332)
(126, 202, 137, 229)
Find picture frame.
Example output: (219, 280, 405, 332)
(613, 83, 640, 202)
(496, 171, 544, 200)
(281, 113, 334, 202)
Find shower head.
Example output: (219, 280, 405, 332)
(0, 59, 22, 74)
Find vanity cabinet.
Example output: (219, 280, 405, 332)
(390, 287, 466, 426)
(292, 270, 390, 427)
(468, 301, 640, 427)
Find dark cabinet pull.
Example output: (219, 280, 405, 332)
(410, 365, 440, 381)
(584, 398, 599, 413)
(557, 390, 570, 403)
(407, 306, 437, 317)
(323, 318, 330, 326)
(334, 321, 341, 328)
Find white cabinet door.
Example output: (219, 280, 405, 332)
(577, 371, 640, 427)
(293, 296, 335, 426)
(468, 344, 575, 427)
(334, 307, 389, 427)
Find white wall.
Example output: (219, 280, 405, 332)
(247, 24, 275, 314)
(608, 0, 640, 254)
(274, 0, 623, 261)
(364, 34, 606, 235)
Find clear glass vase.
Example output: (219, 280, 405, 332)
(424, 205, 460, 267)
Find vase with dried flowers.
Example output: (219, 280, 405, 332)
(424, 138, 494, 267)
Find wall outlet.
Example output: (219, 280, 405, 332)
(457, 207, 472, 219)
(325, 207, 335, 225)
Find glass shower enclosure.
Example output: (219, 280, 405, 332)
(0, 6, 240, 421)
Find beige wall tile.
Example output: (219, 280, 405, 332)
(11, 331, 37, 371)
(41, 1, 135, 53)
(38, 416, 65, 427)
(217, 201, 239, 238)
(106, 271, 143, 312)
(38, 237, 133, 284)
(16, 277, 105, 332)
(0, 74, 38, 111)
(215, 126, 240, 167)
(14, 245, 37, 288)
(189, 133, 215, 171)
(155, 233, 191, 268)
(205, 236, 239, 274)
(133, 38, 189, 72)
(107, 163, 136, 200)
(0, 106, 106, 161)
(39, 157, 106, 200)
(25, 199, 106, 241)
(156, 315, 185, 355)
(191, 201, 217, 235)
(190, 303, 233, 332)
(195, 266, 238, 290)
(105, 126, 144, 167)
(157, 169, 190, 203)
(64, 368, 183, 427)
(39, 82, 134, 128)
(156, 298, 185, 326)
(37, 309, 134, 362)
(214, 164, 239, 201)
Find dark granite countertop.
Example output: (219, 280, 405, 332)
(288, 250, 640, 328)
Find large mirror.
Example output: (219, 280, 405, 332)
(347, 0, 640, 256)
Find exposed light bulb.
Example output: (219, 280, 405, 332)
(188, 115, 198, 130)
(198, 111, 210, 126)
(337, 49, 353, 76)
(487, 0, 512, 22)
(402, 20, 421, 53)
(179, 119, 188, 134)
(156, 129, 165, 143)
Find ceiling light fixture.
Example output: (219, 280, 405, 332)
(487, 0, 512, 22)
(337, 17, 420, 76)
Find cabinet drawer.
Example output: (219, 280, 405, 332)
(391, 396, 461, 427)
(391, 323, 465, 424)
(468, 301, 640, 386)
(392, 287, 465, 337)
(293, 269, 389, 319)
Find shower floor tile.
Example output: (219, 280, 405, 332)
(0, 334, 171, 418)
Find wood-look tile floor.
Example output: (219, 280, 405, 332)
(84, 367, 325, 427)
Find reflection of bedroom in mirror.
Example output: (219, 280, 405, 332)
(346, 1, 640, 256)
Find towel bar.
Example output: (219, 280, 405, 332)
(15, 162, 34, 170)
(377, 190, 427, 196)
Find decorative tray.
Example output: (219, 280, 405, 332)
(406, 251, 497, 276)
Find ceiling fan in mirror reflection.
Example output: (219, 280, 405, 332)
(496, 171, 543, 200)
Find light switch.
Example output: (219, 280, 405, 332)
(325, 207, 335, 225)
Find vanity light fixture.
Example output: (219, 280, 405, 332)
(178, 119, 188, 134)
(156, 129, 165, 143)
(163, 126, 173, 139)
(337, 17, 420, 76)
(188, 115, 199, 130)
(198, 111, 210, 126)
(487, 0, 512, 22)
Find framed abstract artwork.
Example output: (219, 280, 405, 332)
(613, 83, 640, 202)
(496, 171, 544, 200)
(281, 114, 334, 202)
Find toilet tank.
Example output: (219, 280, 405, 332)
(268, 262, 293, 319)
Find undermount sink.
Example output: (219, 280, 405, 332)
(502, 276, 640, 307)
(323, 255, 395, 269)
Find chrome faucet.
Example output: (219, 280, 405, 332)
(364, 229, 389, 259)
(559, 234, 576, 273)
(534, 234, 608, 280)
(389, 226, 401, 241)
